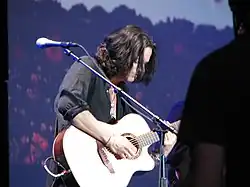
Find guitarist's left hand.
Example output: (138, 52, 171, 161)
(163, 131, 177, 156)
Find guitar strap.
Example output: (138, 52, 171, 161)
(96, 141, 115, 174)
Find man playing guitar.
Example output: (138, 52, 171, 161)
(44, 25, 177, 187)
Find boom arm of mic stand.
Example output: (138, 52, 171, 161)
(64, 47, 171, 187)
(63, 48, 177, 135)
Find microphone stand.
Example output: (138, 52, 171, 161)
(63, 47, 178, 187)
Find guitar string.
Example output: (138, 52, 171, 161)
(115, 120, 179, 146)
(120, 131, 158, 147)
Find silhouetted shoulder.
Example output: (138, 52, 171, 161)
(192, 37, 250, 83)
(195, 40, 232, 71)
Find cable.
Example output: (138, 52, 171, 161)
(43, 156, 71, 178)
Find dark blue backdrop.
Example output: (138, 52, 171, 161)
(8, 0, 233, 186)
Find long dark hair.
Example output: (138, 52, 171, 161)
(95, 25, 156, 85)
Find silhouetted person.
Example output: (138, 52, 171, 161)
(176, 3, 250, 187)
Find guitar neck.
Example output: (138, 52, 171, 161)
(137, 131, 159, 147)
(136, 120, 181, 147)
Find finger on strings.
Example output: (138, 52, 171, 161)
(126, 148, 136, 157)
(121, 153, 127, 159)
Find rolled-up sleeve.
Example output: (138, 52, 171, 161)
(55, 59, 95, 121)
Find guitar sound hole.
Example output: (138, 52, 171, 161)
(122, 133, 141, 159)
(126, 137, 139, 150)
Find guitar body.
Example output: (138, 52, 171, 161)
(52, 113, 156, 187)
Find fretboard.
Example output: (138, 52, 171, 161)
(135, 120, 181, 148)
(136, 131, 159, 147)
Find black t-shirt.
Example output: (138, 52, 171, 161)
(177, 36, 250, 186)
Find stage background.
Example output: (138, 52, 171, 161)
(8, 0, 233, 186)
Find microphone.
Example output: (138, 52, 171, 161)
(36, 37, 78, 49)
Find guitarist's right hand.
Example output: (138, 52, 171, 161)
(106, 135, 137, 159)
